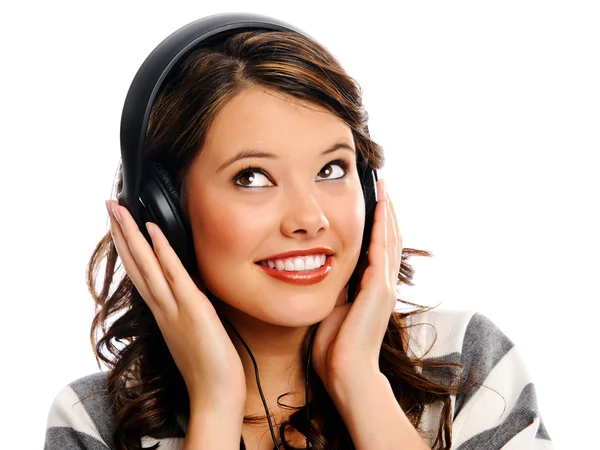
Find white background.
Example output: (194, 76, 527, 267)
(2, 1, 598, 448)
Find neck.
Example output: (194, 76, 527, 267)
(213, 299, 313, 417)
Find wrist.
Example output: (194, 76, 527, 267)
(326, 366, 383, 407)
(326, 371, 429, 449)
(184, 402, 245, 450)
(189, 392, 246, 418)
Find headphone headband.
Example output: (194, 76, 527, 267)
(119, 13, 306, 225)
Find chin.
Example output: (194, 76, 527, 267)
(219, 289, 340, 329)
(205, 266, 352, 327)
(273, 307, 332, 328)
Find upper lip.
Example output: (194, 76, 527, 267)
(257, 247, 334, 262)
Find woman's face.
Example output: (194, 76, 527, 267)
(185, 86, 365, 327)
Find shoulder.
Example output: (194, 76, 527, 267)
(45, 372, 115, 450)
(404, 308, 502, 360)
(406, 308, 522, 405)
(45, 372, 185, 449)
(406, 309, 553, 448)
(405, 308, 514, 360)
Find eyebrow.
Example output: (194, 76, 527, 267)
(216, 142, 356, 173)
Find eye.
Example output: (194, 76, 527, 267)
(233, 167, 273, 188)
(232, 159, 350, 189)
(316, 159, 349, 181)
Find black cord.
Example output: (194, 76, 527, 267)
(221, 315, 282, 450)
(305, 326, 318, 449)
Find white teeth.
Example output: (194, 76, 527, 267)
(293, 257, 305, 271)
(260, 254, 329, 272)
(304, 255, 317, 270)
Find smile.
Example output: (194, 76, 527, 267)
(258, 254, 327, 272)
(255, 255, 333, 285)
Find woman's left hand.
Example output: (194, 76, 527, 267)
(312, 179, 402, 394)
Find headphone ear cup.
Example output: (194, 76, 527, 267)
(139, 160, 198, 275)
(359, 160, 378, 257)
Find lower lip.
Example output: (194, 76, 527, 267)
(256, 256, 333, 285)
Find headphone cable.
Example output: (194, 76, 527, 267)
(221, 315, 282, 450)
(305, 325, 317, 449)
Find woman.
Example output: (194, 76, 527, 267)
(44, 13, 552, 450)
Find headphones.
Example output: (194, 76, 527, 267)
(118, 12, 378, 302)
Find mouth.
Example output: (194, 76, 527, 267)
(255, 255, 333, 285)
(256, 253, 332, 272)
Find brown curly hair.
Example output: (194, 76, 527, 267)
(88, 30, 471, 449)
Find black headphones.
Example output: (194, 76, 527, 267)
(118, 12, 378, 302)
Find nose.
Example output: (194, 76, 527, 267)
(280, 187, 329, 239)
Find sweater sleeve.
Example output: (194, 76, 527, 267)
(44, 372, 115, 450)
(451, 314, 553, 450)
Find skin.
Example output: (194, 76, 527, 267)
(106, 86, 428, 449)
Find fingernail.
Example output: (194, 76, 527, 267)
(146, 222, 154, 238)
(106, 200, 122, 224)
(112, 206, 122, 224)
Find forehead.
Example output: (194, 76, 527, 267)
(200, 86, 354, 163)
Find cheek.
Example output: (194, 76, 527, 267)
(188, 196, 266, 285)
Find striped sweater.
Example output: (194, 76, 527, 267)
(45, 309, 553, 449)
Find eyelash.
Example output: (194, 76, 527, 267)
(232, 159, 351, 188)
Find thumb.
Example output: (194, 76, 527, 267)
(312, 303, 352, 374)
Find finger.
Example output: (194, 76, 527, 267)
(367, 179, 389, 270)
(380, 184, 399, 310)
(107, 200, 178, 317)
(143, 221, 210, 312)
(314, 303, 352, 358)
(106, 201, 161, 315)
(387, 194, 401, 249)
(387, 196, 402, 277)
(386, 197, 402, 309)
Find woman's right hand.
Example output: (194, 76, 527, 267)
(105, 199, 246, 413)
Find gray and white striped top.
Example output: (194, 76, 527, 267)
(45, 309, 553, 449)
